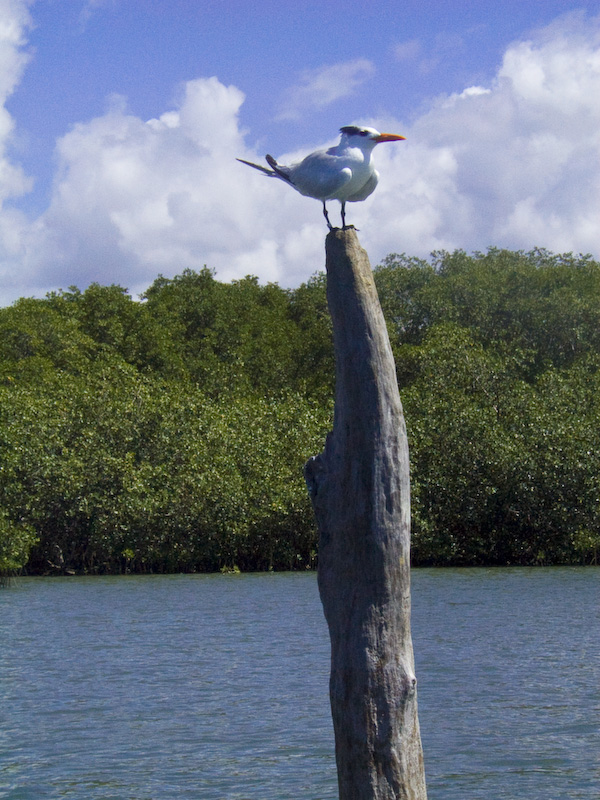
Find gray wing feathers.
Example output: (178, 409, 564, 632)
(291, 153, 353, 199)
(237, 152, 376, 202)
(265, 155, 294, 184)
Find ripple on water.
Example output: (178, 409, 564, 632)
(1, 568, 598, 799)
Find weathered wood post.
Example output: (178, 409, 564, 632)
(304, 228, 427, 800)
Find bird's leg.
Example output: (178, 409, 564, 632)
(341, 202, 358, 231)
(322, 202, 333, 231)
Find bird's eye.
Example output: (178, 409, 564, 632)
(359, 131, 368, 136)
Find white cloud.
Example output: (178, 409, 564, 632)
(0, 0, 34, 298)
(0, 0, 32, 98)
(2, 10, 600, 305)
(15, 76, 325, 301)
(0, 0, 33, 203)
(356, 11, 600, 262)
(276, 58, 375, 121)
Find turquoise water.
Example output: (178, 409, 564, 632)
(1, 568, 598, 799)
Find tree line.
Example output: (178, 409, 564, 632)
(1, 247, 599, 576)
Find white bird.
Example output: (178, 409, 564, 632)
(237, 125, 406, 230)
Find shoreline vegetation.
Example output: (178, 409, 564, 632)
(2, 247, 600, 577)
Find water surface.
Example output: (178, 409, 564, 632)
(1, 568, 598, 799)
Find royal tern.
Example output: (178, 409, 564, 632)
(237, 125, 405, 230)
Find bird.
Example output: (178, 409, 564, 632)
(237, 125, 406, 230)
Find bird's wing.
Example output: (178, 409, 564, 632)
(265, 155, 294, 184)
(346, 170, 379, 202)
(290, 152, 354, 200)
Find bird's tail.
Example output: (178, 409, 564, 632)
(236, 155, 294, 185)
(236, 157, 276, 176)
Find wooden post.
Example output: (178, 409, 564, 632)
(304, 229, 427, 800)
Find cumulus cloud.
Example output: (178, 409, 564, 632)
(357, 11, 600, 262)
(0, 0, 33, 203)
(0, 0, 35, 298)
(0, 0, 32, 97)
(22, 76, 325, 300)
(276, 58, 375, 121)
(2, 9, 600, 305)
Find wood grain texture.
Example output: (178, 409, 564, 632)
(305, 229, 427, 800)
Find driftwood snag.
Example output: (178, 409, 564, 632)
(305, 229, 427, 800)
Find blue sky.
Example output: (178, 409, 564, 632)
(1, 0, 600, 303)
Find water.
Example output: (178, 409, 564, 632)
(0, 568, 598, 799)
(413, 568, 600, 800)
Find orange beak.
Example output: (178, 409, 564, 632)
(375, 132, 406, 143)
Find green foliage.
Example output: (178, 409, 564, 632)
(0, 510, 37, 575)
(1, 248, 600, 572)
(376, 247, 600, 380)
(0, 361, 329, 574)
(142, 268, 319, 396)
(376, 249, 600, 565)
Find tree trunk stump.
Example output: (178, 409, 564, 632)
(304, 228, 427, 800)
